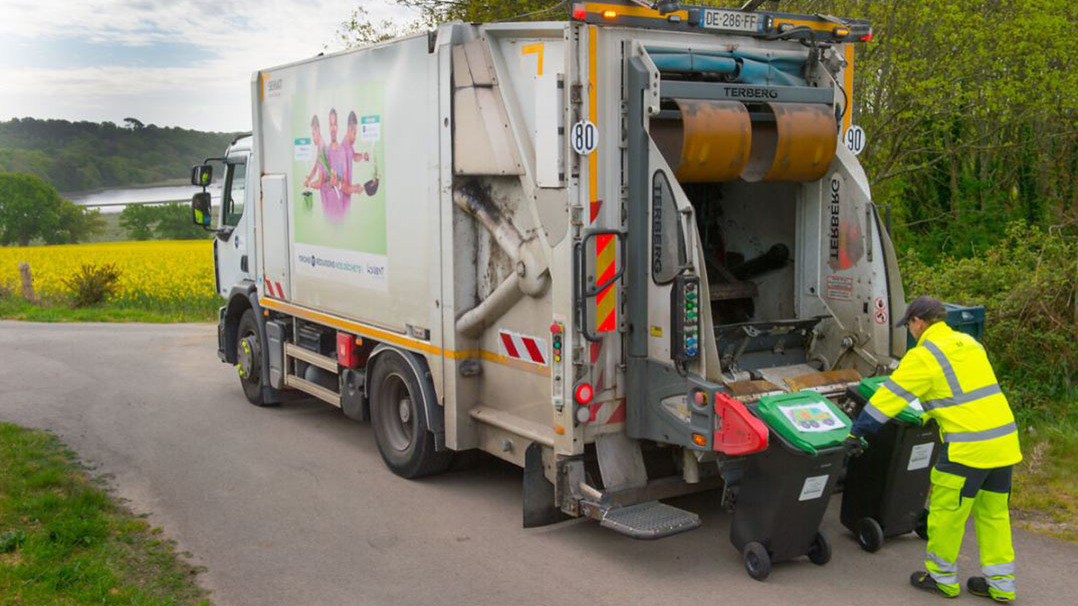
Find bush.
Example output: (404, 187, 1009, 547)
(900, 222, 1078, 415)
(119, 202, 210, 240)
(62, 263, 122, 308)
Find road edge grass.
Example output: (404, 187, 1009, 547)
(1010, 407, 1078, 544)
(0, 423, 211, 605)
(0, 295, 217, 323)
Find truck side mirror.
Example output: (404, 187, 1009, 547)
(191, 164, 213, 187)
(191, 192, 212, 227)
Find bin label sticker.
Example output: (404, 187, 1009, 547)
(779, 404, 842, 432)
(799, 474, 830, 501)
(907, 442, 935, 471)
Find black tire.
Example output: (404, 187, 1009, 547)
(369, 350, 452, 479)
(236, 309, 271, 406)
(807, 531, 832, 565)
(915, 508, 930, 540)
(743, 542, 771, 581)
(856, 517, 885, 553)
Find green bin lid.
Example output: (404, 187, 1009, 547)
(858, 376, 924, 425)
(754, 391, 851, 455)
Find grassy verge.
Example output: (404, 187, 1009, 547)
(0, 423, 210, 605)
(1011, 408, 1078, 544)
(0, 296, 218, 323)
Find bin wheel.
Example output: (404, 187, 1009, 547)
(915, 508, 929, 540)
(856, 517, 885, 553)
(742, 542, 771, 581)
(807, 531, 832, 565)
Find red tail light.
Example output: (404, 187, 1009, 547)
(574, 382, 594, 405)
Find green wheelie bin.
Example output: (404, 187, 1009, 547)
(841, 376, 940, 551)
(730, 391, 851, 581)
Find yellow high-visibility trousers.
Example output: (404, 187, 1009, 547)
(924, 465, 1016, 600)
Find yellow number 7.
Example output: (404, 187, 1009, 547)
(521, 42, 544, 76)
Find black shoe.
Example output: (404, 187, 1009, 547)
(967, 576, 1014, 602)
(910, 571, 958, 599)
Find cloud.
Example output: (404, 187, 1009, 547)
(0, 0, 418, 130)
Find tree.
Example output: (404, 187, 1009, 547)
(335, 6, 419, 48)
(0, 173, 64, 245)
(152, 202, 211, 240)
(0, 118, 241, 193)
(119, 202, 211, 240)
(123, 117, 145, 130)
(119, 203, 160, 240)
(44, 201, 104, 244)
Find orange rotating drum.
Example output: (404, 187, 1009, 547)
(741, 102, 837, 182)
(652, 99, 837, 184)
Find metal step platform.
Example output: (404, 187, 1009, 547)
(598, 501, 701, 540)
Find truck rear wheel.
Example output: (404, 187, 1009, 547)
(236, 309, 269, 406)
(369, 351, 451, 478)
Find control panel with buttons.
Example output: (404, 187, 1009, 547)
(672, 274, 701, 363)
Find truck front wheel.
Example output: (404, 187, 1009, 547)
(369, 351, 451, 478)
(236, 309, 267, 406)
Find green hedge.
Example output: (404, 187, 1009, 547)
(900, 222, 1078, 420)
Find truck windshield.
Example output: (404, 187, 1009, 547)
(223, 160, 247, 227)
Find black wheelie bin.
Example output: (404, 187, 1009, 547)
(730, 391, 851, 581)
(841, 375, 940, 552)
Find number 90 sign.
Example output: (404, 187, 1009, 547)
(844, 125, 866, 155)
(571, 120, 598, 155)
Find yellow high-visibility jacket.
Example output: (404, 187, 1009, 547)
(860, 322, 1022, 468)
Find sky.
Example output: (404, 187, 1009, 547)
(0, 0, 418, 132)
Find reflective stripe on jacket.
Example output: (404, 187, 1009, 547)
(863, 322, 1022, 468)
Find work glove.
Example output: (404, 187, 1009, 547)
(842, 433, 867, 457)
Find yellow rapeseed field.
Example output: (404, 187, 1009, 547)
(0, 241, 218, 309)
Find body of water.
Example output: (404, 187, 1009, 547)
(69, 184, 222, 213)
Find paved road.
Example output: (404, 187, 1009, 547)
(1, 321, 1076, 605)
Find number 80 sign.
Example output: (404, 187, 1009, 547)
(571, 120, 598, 155)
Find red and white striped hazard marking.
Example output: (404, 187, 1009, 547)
(264, 276, 286, 299)
(589, 398, 626, 425)
(498, 330, 548, 366)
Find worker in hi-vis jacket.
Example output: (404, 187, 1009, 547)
(844, 296, 1022, 602)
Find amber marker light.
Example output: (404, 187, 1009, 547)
(602, 9, 617, 19)
(692, 433, 708, 447)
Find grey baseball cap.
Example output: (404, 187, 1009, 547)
(895, 295, 946, 327)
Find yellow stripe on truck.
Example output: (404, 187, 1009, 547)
(588, 25, 599, 223)
(258, 298, 548, 375)
(843, 43, 855, 135)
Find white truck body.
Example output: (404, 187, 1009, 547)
(200, 2, 901, 536)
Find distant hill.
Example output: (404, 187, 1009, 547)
(0, 118, 243, 194)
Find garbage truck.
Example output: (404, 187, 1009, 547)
(192, 0, 897, 571)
